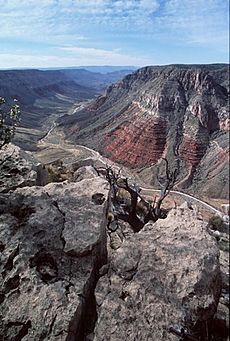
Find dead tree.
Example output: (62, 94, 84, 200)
(155, 158, 178, 217)
(101, 158, 178, 233)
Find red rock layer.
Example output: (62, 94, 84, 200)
(104, 105, 167, 168)
(179, 136, 208, 166)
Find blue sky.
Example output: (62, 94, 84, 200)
(0, 0, 229, 68)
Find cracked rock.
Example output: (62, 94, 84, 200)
(0, 143, 48, 192)
(94, 208, 222, 341)
(0, 177, 108, 340)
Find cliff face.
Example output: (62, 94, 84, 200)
(60, 64, 229, 199)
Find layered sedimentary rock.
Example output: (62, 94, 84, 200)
(60, 64, 229, 198)
(105, 103, 167, 167)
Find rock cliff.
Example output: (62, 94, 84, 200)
(60, 64, 229, 199)
(0, 145, 228, 340)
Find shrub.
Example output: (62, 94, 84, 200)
(208, 215, 224, 231)
(0, 97, 20, 149)
(46, 162, 73, 183)
(47, 166, 62, 183)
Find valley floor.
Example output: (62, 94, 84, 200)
(33, 114, 229, 218)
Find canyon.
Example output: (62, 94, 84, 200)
(0, 67, 133, 151)
(59, 64, 229, 200)
(0, 64, 229, 340)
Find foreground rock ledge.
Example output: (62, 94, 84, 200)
(0, 178, 108, 340)
(94, 208, 222, 341)
(0, 144, 48, 192)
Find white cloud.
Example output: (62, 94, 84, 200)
(0, 0, 227, 46)
(159, 0, 229, 46)
(0, 0, 228, 68)
(0, 0, 160, 40)
(59, 46, 152, 65)
(0, 49, 152, 69)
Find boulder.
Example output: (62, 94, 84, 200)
(69, 158, 95, 172)
(73, 166, 98, 182)
(94, 208, 222, 341)
(0, 177, 109, 340)
(221, 204, 229, 216)
(0, 144, 48, 192)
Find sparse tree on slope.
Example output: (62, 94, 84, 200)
(0, 97, 20, 150)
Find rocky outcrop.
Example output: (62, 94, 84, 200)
(87, 95, 107, 111)
(94, 207, 222, 341)
(0, 144, 48, 192)
(0, 177, 109, 340)
(0, 145, 227, 340)
(60, 64, 229, 199)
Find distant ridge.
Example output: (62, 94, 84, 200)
(39, 66, 138, 74)
(0, 67, 136, 150)
(0, 65, 138, 74)
(76, 65, 138, 73)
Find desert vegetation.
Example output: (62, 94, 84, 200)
(0, 97, 20, 150)
(208, 215, 225, 231)
(46, 160, 73, 183)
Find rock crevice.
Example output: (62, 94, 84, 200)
(0, 146, 227, 340)
(0, 176, 109, 340)
(94, 208, 223, 341)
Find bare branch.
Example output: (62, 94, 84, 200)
(103, 159, 177, 232)
(155, 158, 178, 215)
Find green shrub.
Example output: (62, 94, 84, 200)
(0, 97, 20, 149)
(208, 215, 224, 231)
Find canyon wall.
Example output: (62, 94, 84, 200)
(60, 64, 229, 199)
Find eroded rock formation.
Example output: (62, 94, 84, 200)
(105, 103, 167, 167)
(0, 145, 228, 340)
(60, 64, 229, 199)
(94, 207, 222, 341)
(0, 177, 109, 340)
(0, 144, 48, 192)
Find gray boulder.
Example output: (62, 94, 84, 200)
(94, 207, 222, 341)
(0, 178, 108, 340)
(0, 144, 48, 192)
(73, 166, 98, 182)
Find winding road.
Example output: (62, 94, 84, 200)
(140, 188, 224, 216)
(37, 101, 227, 219)
(75, 145, 226, 217)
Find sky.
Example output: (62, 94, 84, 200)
(0, 0, 229, 69)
